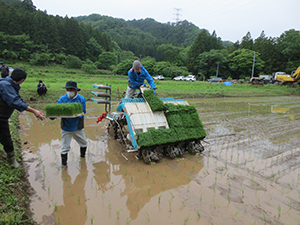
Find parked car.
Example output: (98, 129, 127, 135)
(153, 75, 164, 80)
(184, 75, 196, 81)
(173, 76, 185, 81)
(207, 77, 222, 83)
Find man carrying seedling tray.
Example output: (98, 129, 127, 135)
(50, 81, 88, 167)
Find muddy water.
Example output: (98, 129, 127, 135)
(20, 96, 300, 225)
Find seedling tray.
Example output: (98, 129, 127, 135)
(46, 112, 84, 118)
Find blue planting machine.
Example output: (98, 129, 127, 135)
(92, 85, 206, 164)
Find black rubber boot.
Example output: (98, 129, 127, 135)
(80, 147, 87, 158)
(7, 152, 21, 168)
(61, 153, 68, 166)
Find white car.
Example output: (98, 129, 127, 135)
(184, 75, 196, 81)
(153, 75, 164, 80)
(173, 76, 185, 81)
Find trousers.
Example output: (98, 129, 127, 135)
(61, 129, 88, 154)
(0, 120, 14, 154)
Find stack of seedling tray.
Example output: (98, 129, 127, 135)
(137, 90, 207, 148)
(45, 103, 83, 118)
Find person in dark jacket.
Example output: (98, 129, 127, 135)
(0, 68, 45, 168)
(37, 80, 47, 96)
(56, 81, 88, 166)
(125, 60, 156, 98)
(0, 62, 9, 78)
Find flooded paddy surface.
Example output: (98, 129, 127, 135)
(20, 96, 300, 225)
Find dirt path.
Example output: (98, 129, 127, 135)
(20, 96, 300, 225)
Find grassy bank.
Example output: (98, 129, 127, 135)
(0, 111, 37, 225)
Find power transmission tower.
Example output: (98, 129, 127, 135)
(173, 8, 182, 23)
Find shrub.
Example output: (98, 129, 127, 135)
(63, 55, 82, 69)
(81, 63, 98, 74)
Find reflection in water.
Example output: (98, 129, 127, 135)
(55, 160, 88, 224)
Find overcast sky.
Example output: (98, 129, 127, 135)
(33, 0, 299, 42)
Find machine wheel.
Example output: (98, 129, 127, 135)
(141, 150, 152, 164)
(107, 120, 118, 139)
(165, 146, 177, 158)
(186, 142, 198, 154)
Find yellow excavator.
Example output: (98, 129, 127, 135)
(273, 66, 300, 86)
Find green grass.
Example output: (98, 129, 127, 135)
(8, 63, 299, 108)
(0, 111, 37, 225)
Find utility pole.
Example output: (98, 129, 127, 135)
(173, 8, 182, 23)
(216, 62, 219, 77)
(251, 52, 256, 78)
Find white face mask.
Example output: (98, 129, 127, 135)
(67, 91, 75, 98)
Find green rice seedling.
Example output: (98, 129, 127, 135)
(137, 168, 140, 172)
(277, 205, 281, 218)
(140, 183, 143, 189)
(106, 174, 109, 180)
(181, 201, 186, 207)
(169, 200, 172, 212)
(126, 218, 132, 225)
(148, 188, 151, 196)
(136, 202, 140, 211)
(90, 215, 94, 225)
(78, 196, 81, 205)
(163, 170, 166, 178)
(158, 194, 162, 204)
(192, 165, 195, 172)
(242, 189, 244, 198)
(195, 210, 201, 218)
(85, 208, 87, 216)
(227, 194, 230, 203)
(111, 182, 114, 186)
(54, 202, 58, 211)
(130, 176, 133, 182)
(143, 211, 150, 221)
(45, 102, 83, 116)
(235, 211, 239, 217)
(152, 179, 156, 184)
(128, 197, 131, 203)
(187, 184, 190, 192)
(144, 172, 149, 178)
(263, 213, 266, 223)
(169, 191, 174, 198)
(108, 202, 111, 209)
(116, 210, 120, 220)
(183, 214, 190, 225)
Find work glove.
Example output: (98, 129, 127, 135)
(142, 82, 146, 87)
(153, 90, 156, 95)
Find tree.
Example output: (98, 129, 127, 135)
(240, 32, 253, 50)
(86, 37, 103, 62)
(253, 31, 280, 73)
(228, 49, 264, 79)
(187, 29, 223, 74)
(276, 29, 300, 70)
(156, 44, 184, 64)
(97, 52, 116, 70)
(195, 49, 229, 79)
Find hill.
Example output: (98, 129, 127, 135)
(76, 14, 204, 59)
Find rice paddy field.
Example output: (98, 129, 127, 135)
(19, 95, 300, 225)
